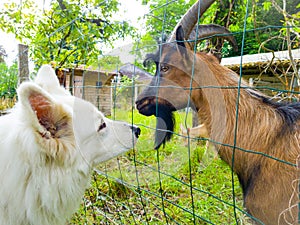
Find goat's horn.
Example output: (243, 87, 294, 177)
(189, 24, 238, 51)
(168, 0, 216, 42)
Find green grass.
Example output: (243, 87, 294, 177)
(70, 109, 251, 225)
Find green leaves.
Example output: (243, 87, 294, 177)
(94, 55, 122, 72)
(0, 0, 136, 68)
(262, 1, 272, 11)
(140, 0, 299, 59)
(0, 62, 18, 99)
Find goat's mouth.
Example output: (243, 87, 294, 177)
(135, 97, 176, 149)
(135, 98, 157, 116)
(135, 97, 176, 116)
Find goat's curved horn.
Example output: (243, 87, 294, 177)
(189, 24, 238, 51)
(168, 0, 216, 42)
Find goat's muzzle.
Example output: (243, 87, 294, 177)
(135, 98, 156, 116)
(135, 97, 176, 116)
(135, 97, 176, 149)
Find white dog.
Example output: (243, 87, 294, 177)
(0, 65, 140, 225)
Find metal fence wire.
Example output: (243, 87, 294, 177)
(1, 0, 299, 224)
(67, 1, 299, 225)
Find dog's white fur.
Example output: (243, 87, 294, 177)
(0, 65, 139, 225)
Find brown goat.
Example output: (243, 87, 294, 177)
(135, 0, 299, 224)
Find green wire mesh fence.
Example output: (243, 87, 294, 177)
(0, 0, 299, 224)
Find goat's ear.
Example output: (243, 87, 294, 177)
(176, 26, 186, 48)
(176, 25, 189, 56)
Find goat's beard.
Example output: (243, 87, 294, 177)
(154, 105, 175, 150)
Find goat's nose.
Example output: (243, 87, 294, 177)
(130, 125, 141, 138)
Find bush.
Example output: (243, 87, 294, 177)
(0, 62, 18, 99)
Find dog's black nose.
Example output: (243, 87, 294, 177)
(130, 125, 141, 138)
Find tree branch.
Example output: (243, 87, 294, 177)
(59, 48, 77, 67)
(269, 0, 300, 21)
(85, 18, 108, 26)
(57, 0, 66, 11)
(56, 23, 73, 58)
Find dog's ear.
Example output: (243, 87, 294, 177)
(18, 82, 57, 128)
(18, 83, 74, 161)
(34, 64, 60, 88)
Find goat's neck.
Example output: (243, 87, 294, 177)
(193, 66, 284, 180)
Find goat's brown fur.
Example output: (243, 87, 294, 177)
(136, 37, 299, 224)
(196, 54, 299, 224)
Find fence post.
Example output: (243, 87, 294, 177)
(18, 44, 29, 85)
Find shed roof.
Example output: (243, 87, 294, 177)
(118, 63, 153, 83)
(63, 67, 117, 85)
(221, 49, 300, 71)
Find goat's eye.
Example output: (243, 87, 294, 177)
(160, 65, 169, 72)
(97, 120, 106, 132)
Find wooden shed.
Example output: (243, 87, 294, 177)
(57, 67, 117, 116)
(56, 64, 152, 116)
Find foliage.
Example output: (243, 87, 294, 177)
(144, 0, 196, 38)
(256, 0, 299, 26)
(136, 0, 248, 59)
(117, 75, 137, 93)
(131, 32, 157, 74)
(0, 62, 18, 99)
(136, 0, 299, 62)
(0, 0, 136, 68)
(92, 55, 122, 72)
(250, 0, 300, 53)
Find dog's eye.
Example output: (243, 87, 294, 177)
(97, 121, 106, 132)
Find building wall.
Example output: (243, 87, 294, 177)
(63, 68, 149, 116)
(82, 71, 112, 116)
(65, 69, 114, 116)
